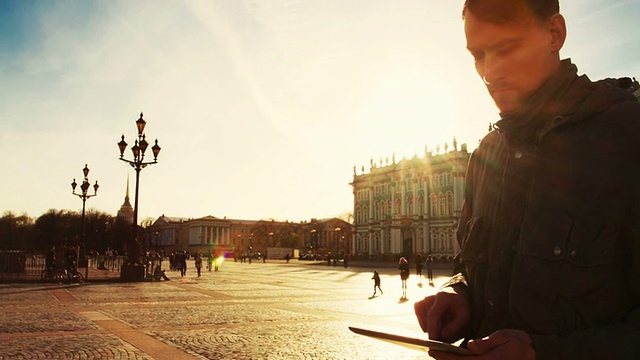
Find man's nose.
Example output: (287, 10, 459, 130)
(480, 56, 505, 86)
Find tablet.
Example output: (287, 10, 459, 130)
(349, 326, 471, 356)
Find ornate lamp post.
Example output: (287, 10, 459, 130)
(71, 164, 99, 279)
(334, 227, 341, 254)
(117, 112, 161, 276)
(310, 228, 317, 255)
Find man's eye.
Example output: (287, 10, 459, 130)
(496, 45, 516, 56)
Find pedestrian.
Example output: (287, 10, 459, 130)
(413, 1, 640, 359)
(415, 253, 423, 281)
(195, 252, 203, 277)
(207, 251, 214, 271)
(371, 270, 383, 297)
(424, 255, 434, 284)
(177, 251, 187, 277)
(45, 246, 55, 272)
(64, 246, 77, 273)
(398, 257, 410, 299)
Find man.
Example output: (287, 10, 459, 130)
(45, 246, 55, 272)
(413, 1, 640, 359)
(424, 254, 434, 284)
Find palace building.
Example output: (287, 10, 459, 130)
(350, 139, 471, 260)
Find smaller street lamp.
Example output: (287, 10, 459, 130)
(310, 228, 317, 255)
(71, 164, 99, 279)
(334, 227, 342, 254)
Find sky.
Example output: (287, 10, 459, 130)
(1, 0, 639, 223)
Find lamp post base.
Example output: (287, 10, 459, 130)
(120, 264, 146, 282)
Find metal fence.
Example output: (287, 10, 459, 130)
(0, 251, 163, 282)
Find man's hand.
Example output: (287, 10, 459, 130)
(428, 329, 535, 360)
(414, 286, 470, 342)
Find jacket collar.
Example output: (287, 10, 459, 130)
(495, 59, 588, 146)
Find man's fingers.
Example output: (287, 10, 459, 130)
(426, 298, 446, 340)
(414, 301, 429, 333)
(439, 304, 469, 341)
(415, 297, 437, 332)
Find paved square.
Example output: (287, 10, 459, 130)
(0, 261, 448, 359)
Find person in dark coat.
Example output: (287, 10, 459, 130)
(371, 270, 383, 297)
(398, 257, 410, 299)
(424, 255, 434, 284)
(414, 1, 640, 359)
(415, 253, 423, 281)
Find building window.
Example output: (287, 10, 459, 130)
(430, 230, 437, 252)
(430, 194, 438, 216)
(438, 193, 446, 217)
(374, 202, 380, 221)
(446, 191, 453, 215)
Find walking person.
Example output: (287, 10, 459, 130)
(45, 246, 55, 273)
(424, 254, 434, 285)
(415, 253, 423, 282)
(371, 270, 383, 297)
(413, 1, 640, 358)
(195, 252, 203, 277)
(177, 251, 187, 277)
(207, 251, 214, 271)
(398, 257, 410, 300)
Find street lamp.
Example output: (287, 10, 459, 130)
(117, 112, 161, 270)
(310, 229, 317, 255)
(334, 227, 341, 254)
(71, 164, 99, 279)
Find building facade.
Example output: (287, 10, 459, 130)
(351, 140, 471, 260)
(148, 215, 352, 259)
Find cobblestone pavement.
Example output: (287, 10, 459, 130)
(0, 261, 452, 359)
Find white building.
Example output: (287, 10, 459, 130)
(350, 140, 471, 261)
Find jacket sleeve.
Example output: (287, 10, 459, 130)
(442, 142, 486, 290)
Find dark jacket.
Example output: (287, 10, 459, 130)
(450, 60, 640, 359)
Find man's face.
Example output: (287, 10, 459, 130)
(464, 11, 560, 115)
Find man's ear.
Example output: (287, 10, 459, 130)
(548, 14, 567, 52)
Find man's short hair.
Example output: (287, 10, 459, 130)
(462, 0, 560, 24)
